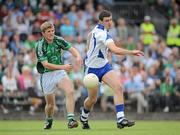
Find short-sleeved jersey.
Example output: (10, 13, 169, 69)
(85, 24, 114, 68)
(35, 35, 71, 74)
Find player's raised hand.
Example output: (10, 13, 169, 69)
(132, 50, 144, 56)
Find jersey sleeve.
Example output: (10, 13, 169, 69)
(35, 41, 47, 62)
(98, 31, 114, 46)
(56, 36, 72, 50)
(105, 33, 114, 46)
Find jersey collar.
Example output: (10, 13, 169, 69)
(97, 23, 105, 30)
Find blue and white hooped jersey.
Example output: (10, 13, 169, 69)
(85, 24, 114, 68)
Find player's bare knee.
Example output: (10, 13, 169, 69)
(90, 97, 97, 104)
(114, 85, 123, 95)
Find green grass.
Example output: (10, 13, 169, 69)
(0, 120, 179, 135)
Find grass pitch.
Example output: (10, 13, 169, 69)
(0, 120, 179, 135)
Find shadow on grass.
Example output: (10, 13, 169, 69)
(0, 128, 123, 133)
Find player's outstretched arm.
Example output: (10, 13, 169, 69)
(69, 47, 83, 66)
(107, 42, 144, 56)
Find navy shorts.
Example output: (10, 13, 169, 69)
(85, 63, 113, 82)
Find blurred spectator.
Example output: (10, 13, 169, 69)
(84, 0, 94, 21)
(109, 20, 118, 40)
(11, 6, 24, 29)
(24, 7, 35, 24)
(126, 36, 136, 50)
(37, 5, 51, 24)
(18, 66, 42, 115)
(100, 84, 114, 112)
(119, 64, 129, 85)
(93, 4, 104, 22)
(0, 4, 8, 22)
(23, 35, 36, 50)
(67, 4, 77, 26)
(60, 15, 76, 42)
(2, 64, 19, 101)
(124, 66, 148, 114)
(158, 40, 172, 60)
(0, 41, 10, 57)
(15, 52, 25, 74)
(172, 69, 180, 111)
(76, 10, 88, 38)
(16, 16, 29, 41)
(24, 49, 37, 68)
(18, 66, 34, 92)
(160, 76, 174, 112)
(53, 4, 64, 20)
(166, 18, 180, 48)
(74, 35, 86, 59)
(31, 19, 41, 40)
(9, 34, 22, 55)
(4, 0, 15, 10)
(0, 55, 8, 72)
(0, 63, 9, 114)
(20, 0, 30, 13)
(2, 11, 15, 37)
(171, 47, 180, 61)
(117, 18, 128, 46)
(140, 15, 156, 52)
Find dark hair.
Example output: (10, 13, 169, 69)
(99, 10, 112, 21)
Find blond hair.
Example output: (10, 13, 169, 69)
(40, 21, 54, 32)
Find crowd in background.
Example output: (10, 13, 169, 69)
(0, 0, 180, 115)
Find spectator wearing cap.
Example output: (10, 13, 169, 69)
(140, 15, 156, 53)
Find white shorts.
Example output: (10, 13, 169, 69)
(40, 70, 67, 95)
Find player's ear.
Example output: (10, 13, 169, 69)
(41, 31, 45, 36)
(99, 18, 103, 23)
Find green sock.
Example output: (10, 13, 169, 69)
(67, 113, 75, 121)
(45, 117, 53, 122)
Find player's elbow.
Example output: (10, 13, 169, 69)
(42, 61, 52, 69)
(111, 49, 122, 55)
(114, 50, 120, 55)
(42, 61, 48, 67)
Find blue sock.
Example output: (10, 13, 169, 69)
(115, 104, 125, 123)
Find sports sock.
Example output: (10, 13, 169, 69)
(80, 108, 90, 122)
(115, 104, 125, 123)
(67, 113, 75, 121)
(45, 117, 53, 124)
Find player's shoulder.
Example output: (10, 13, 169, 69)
(35, 38, 44, 49)
(36, 38, 44, 44)
(94, 26, 106, 33)
(54, 35, 65, 41)
(94, 29, 107, 39)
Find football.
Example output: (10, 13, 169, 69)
(83, 73, 99, 88)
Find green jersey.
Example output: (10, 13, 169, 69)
(35, 35, 72, 74)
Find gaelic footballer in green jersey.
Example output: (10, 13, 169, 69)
(36, 35, 71, 73)
(35, 21, 82, 130)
